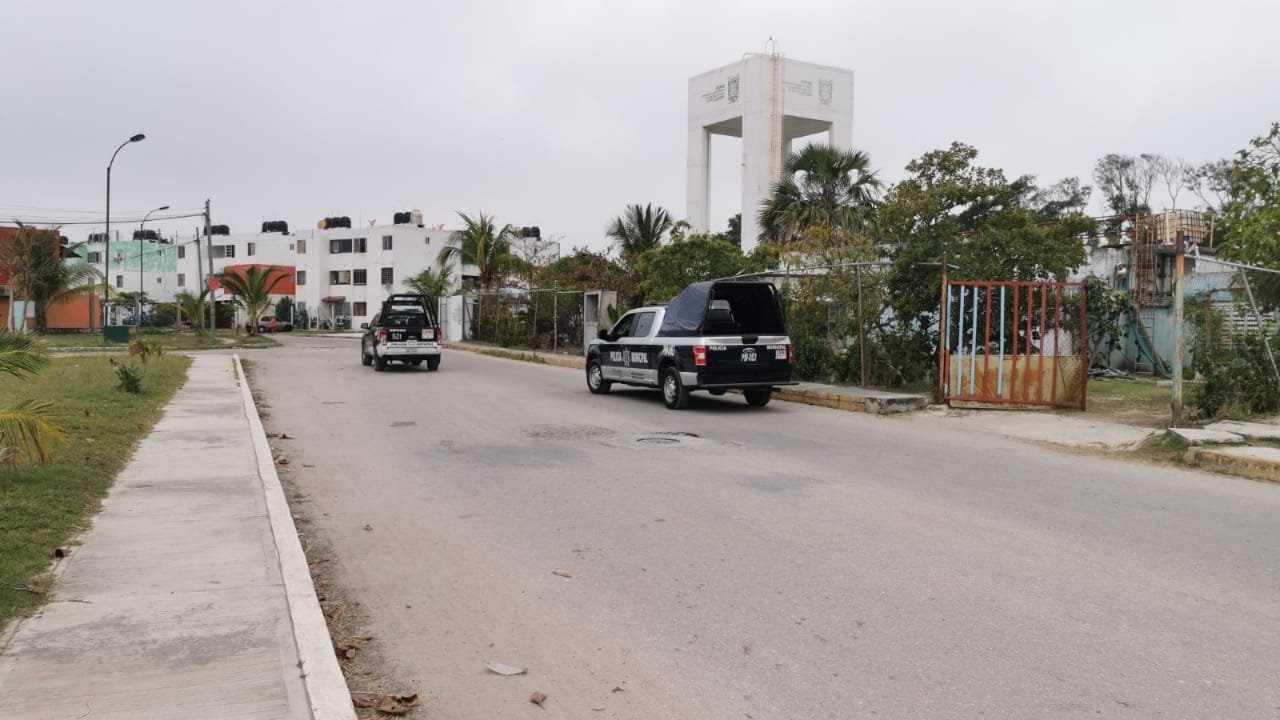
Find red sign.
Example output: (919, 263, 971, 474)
(207, 276, 220, 292)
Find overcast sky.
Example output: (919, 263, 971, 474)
(2, 0, 1276, 253)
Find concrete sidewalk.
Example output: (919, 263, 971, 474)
(0, 355, 352, 720)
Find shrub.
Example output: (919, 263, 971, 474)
(114, 362, 144, 394)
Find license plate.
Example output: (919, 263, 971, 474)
(775, 349, 787, 360)
(422, 329, 435, 340)
(406, 338, 417, 346)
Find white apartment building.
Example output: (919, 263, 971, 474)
(169, 215, 459, 329)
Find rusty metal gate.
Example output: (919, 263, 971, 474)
(941, 280, 1088, 410)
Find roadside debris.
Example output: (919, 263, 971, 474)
(309, 556, 330, 566)
(529, 691, 548, 708)
(484, 660, 527, 676)
(551, 570, 572, 579)
(352, 692, 419, 715)
(53, 546, 72, 558)
(363, 524, 374, 532)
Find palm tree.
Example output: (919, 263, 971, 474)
(404, 265, 454, 301)
(757, 144, 881, 245)
(606, 203, 674, 265)
(436, 212, 525, 290)
(0, 330, 65, 465)
(0, 227, 101, 332)
(174, 289, 210, 333)
(217, 265, 290, 334)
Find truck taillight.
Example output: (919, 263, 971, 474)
(378, 328, 388, 343)
(788, 344, 793, 365)
(693, 345, 707, 366)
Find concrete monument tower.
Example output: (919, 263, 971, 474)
(687, 52, 855, 252)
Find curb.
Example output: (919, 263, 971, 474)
(233, 354, 357, 720)
(442, 343, 929, 414)
(1183, 445, 1280, 483)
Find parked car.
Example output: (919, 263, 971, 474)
(248, 316, 293, 333)
(585, 280, 794, 409)
(360, 294, 442, 371)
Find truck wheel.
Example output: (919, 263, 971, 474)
(409, 359, 423, 366)
(744, 387, 773, 407)
(361, 343, 373, 366)
(426, 357, 440, 372)
(708, 388, 727, 396)
(586, 359, 611, 394)
(662, 367, 689, 410)
(374, 348, 387, 372)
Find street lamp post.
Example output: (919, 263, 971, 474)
(136, 205, 169, 330)
(103, 133, 146, 338)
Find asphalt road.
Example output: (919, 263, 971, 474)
(250, 336, 1280, 720)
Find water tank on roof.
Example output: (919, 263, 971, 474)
(410, 209, 423, 226)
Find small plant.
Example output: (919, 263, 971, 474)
(113, 361, 144, 394)
(129, 337, 164, 368)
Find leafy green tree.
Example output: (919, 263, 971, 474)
(437, 211, 525, 290)
(878, 142, 1092, 381)
(724, 213, 742, 248)
(404, 265, 455, 300)
(758, 143, 881, 245)
(0, 227, 100, 332)
(633, 234, 755, 302)
(1092, 153, 1160, 217)
(174, 289, 209, 332)
(0, 330, 65, 465)
(1217, 122, 1280, 307)
(606, 203, 673, 266)
(1030, 177, 1093, 222)
(218, 265, 290, 334)
(274, 296, 295, 323)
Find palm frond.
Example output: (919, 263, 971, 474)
(0, 399, 66, 465)
(0, 330, 50, 379)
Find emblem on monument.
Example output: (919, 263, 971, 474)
(819, 78, 833, 106)
(727, 74, 739, 103)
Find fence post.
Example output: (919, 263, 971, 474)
(938, 257, 949, 401)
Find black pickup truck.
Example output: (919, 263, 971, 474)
(585, 280, 794, 409)
(359, 294, 442, 371)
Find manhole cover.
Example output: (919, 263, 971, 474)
(604, 431, 707, 450)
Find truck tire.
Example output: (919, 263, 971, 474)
(374, 347, 387, 372)
(427, 357, 440, 372)
(361, 343, 373, 366)
(662, 366, 689, 410)
(586, 358, 611, 394)
(744, 387, 773, 407)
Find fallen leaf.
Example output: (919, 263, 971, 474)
(376, 693, 419, 715)
(551, 570, 573, 579)
(352, 697, 377, 709)
(308, 556, 330, 566)
(53, 546, 72, 558)
(529, 691, 548, 707)
(363, 524, 373, 532)
(612, 686, 624, 693)
(276, 456, 290, 465)
(266, 432, 281, 438)
(485, 660, 527, 676)
(281, 432, 293, 440)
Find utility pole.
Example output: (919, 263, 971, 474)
(205, 199, 216, 339)
(1171, 236, 1185, 427)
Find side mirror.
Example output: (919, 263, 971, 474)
(597, 328, 611, 341)
(359, 322, 369, 330)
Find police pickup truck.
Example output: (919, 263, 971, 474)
(359, 293, 442, 371)
(585, 280, 794, 409)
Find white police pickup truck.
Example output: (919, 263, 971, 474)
(585, 280, 794, 409)
(359, 294, 442, 371)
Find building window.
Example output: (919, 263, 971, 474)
(87, 251, 102, 264)
(353, 269, 367, 286)
(381, 267, 393, 285)
(329, 270, 351, 285)
(213, 244, 235, 259)
(329, 238, 352, 254)
(382, 235, 393, 250)
(225, 244, 235, 258)
(177, 246, 185, 259)
(354, 237, 367, 253)
(115, 275, 123, 288)
(296, 270, 306, 286)
(297, 239, 307, 254)
(354, 301, 367, 316)
(247, 242, 256, 256)
(177, 273, 186, 287)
